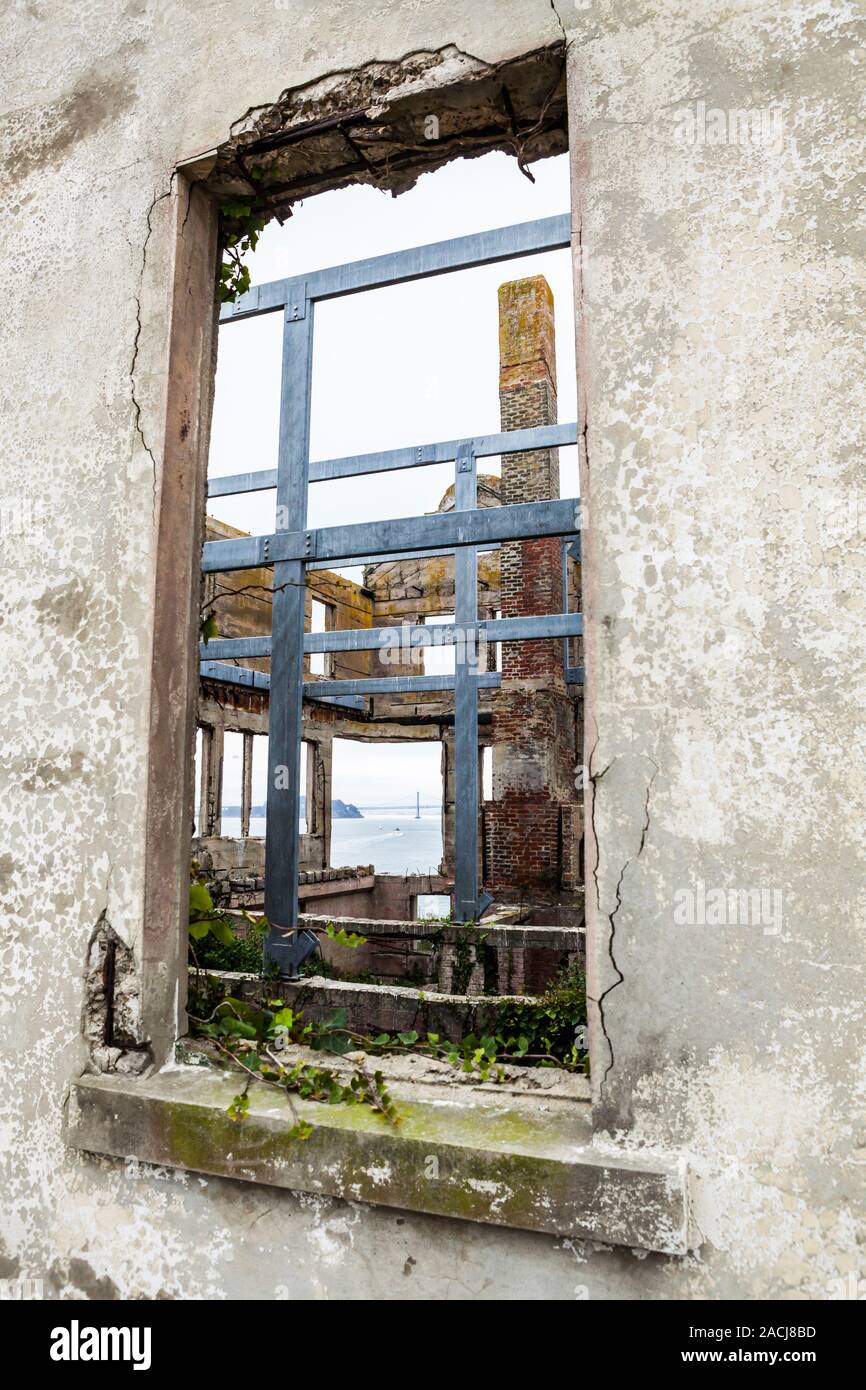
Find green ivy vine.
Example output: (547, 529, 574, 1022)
(194, 996, 399, 1140)
(219, 168, 276, 303)
(187, 867, 588, 1141)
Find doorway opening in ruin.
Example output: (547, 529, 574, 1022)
(181, 42, 586, 1051)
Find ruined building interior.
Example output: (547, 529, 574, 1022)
(194, 259, 585, 1029)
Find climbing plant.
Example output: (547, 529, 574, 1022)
(188, 865, 238, 949)
(485, 959, 588, 1070)
(194, 995, 399, 1141)
(188, 962, 588, 1139)
(187, 864, 587, 1140)
(187, 874, 398, 1135)
(219, 168, 275, 303)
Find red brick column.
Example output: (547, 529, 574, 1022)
(487, 276, 578, 901)
(498, 276, 563, 678)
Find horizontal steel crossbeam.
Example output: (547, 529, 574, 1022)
(199, 612, 583, 662)
(199, 660, 270, 689)
(200, 660, 582, 696)
(201, 662, 503, 699)
(202, 498, 581, 573)
(199, 661, 366, 710)
(219, 214, 571, 322)
(305, 612, 584, 655)
(307, 545, 497, 572)
(304, 672, 502, 697)
(207, 422, 578, 496)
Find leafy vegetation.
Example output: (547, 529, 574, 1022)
(486, 959, 588, 1071)
(187, 875, 393, 1135)
(218, 167, 277, 303)
(191, 913, 368, 976)
(193, 996, 399, 1139)
(188, 867, 240, 950)
(324, 922, 367, 949)
(187, 867, 587, 1139)
(193, 914, 271, 975)
(219, 199, 268, 302)
(191, 959, 587, 1109)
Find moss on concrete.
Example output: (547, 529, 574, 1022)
(67, 1069, 687, 1253)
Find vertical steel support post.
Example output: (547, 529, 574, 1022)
(264, 297, 313, 971)
(453, 448, 480, 922)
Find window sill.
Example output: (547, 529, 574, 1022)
(66, 1064, 690, 1254)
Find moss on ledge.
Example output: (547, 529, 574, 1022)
(66, 1068, 690, 1254)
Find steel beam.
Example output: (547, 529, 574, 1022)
(263, 302, 313, 968)
(199, 660, 270, 689)
(200, 612, 582, 664)
(199, 663, 509, 700)
(307, 543, 503, 573)
(453, 450, 480, 923)
(307, 672, 501, 698)
(202, 498, 581, 573)
(200, 638, 272, 660)
(307, 547, 472, 571)
(309, 422, 576, 482)
(207, 422, 577, 497)
(207, 468, 279, 498)
(200, 661, 576, 694)
(219, 215, 571, 322)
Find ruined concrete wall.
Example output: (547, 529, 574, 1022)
(0, 0, 862, 1301)
(570, 3, 866, 1297)
(204, 517, 373, 684)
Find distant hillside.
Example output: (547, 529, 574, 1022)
(220, 797, 363, 819)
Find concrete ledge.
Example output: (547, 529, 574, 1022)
(192, 969, 536, 1041)
(299, 875, 376, 899)
(67, 1068, 691, 1254)
(177, 1035, 592, 1103)
(284, 976, 529, 1039)
(298, 912, 584, 950)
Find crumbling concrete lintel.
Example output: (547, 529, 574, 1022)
(201, 43, 567, 219)
(67, 1068, 692, 1254)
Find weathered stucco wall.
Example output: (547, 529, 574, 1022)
(570, 0, 866, 1296)
(0, 0, 863, 1299)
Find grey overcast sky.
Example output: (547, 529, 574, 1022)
(208, 149, 577, 808)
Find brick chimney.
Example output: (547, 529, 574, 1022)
(486, 276, 579, 901)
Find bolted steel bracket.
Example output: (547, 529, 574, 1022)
(286, 283, 308, 321)
(264, 927, 319, 980)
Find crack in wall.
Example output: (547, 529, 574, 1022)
(588, 749, 659, 1095)
(587, 736, 612, 917)
(549, 0, 568, 46)
(130, 178, 175, 519)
